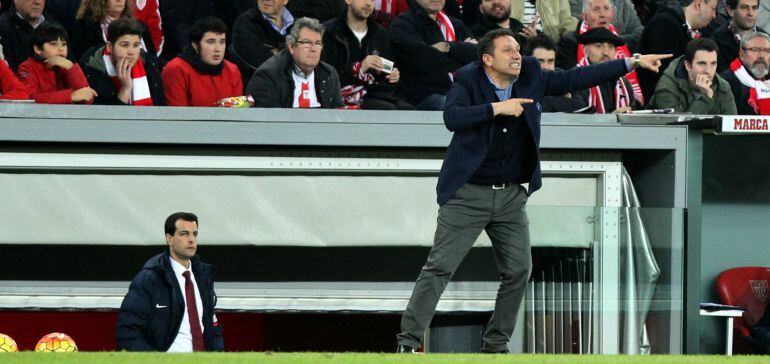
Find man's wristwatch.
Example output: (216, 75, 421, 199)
(632, 53, 641, 68)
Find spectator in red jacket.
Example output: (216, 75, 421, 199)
(162, 17, 243, 106)
(0, 60, 29, 100)
(133, 0, 164, 56)
(17, 22, 97, 104)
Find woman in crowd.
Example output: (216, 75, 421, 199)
(71, 0, 156, 60)
(162, 17, 243, 107)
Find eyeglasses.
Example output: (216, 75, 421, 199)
(296, 40, 323, 49)
(743, 47, 770, 54)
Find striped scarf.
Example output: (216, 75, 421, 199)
(730, 57, 770, 115)
(576, 21, 643, 105)
(576, 56, 631, 114)
(436, 10, 456, 42)
(102, 48, 153, 106)
(436, 10, 456, 81)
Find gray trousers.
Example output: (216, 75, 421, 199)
(397, 183, 532, 352)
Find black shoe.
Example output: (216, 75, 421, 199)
(481, 348, 510, 354)
(396, 344, 417, 353)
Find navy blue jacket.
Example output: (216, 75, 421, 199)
(438, 57, 630, 205)
(115, 251, 223, 351)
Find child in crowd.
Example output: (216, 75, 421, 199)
(17, 23, 97, 104)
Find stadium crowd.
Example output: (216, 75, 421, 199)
(0, 0, 769, 114)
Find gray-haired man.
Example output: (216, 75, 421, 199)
(247, 17, 343, 108)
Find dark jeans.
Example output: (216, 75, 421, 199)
(397, 183, 532, 352)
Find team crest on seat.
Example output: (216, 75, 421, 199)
(751, 280, 768, 302)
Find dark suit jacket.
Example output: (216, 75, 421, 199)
(438, 57, 630, 205)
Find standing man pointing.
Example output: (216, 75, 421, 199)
(396, 28, 670, 354)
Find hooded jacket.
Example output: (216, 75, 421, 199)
(115, 250, 223, 352)
(650, 55, 737, 114)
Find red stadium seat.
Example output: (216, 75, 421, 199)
(716, 267, 770, 354)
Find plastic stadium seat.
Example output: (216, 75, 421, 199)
(716, 267, 770, 354)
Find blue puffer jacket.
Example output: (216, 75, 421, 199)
(115, 250, 223, 351)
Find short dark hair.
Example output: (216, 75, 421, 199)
(165, 212, 199, 236)
(31, 23, 69, 50)
(478, 28, 517, 62)
(107, 18, 144, 44)
(189, 17, 228, 45)
(726, 0, 757, 9)
(523, 34, 556, 56)
(684, 38, 719, 64)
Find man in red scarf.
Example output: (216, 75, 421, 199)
(80, 18, 164, 105)
(721, 31, 770, 115)
(573, 27, 639, 113)
(556, 0, 643, 103)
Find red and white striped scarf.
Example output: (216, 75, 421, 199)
(577, 56, 631, 114)
(730, 57, 770, 115)
(375, 0, 394, 14)
(340, 61, 377, 106)
(576, 21, 643, 105)
(436, 10, 456, 42)
(436, 10, 456, 81)
(102, 47, 153, 106)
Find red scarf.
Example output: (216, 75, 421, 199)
(436, 10, 456, 81)
(730, 57, 770, 115)
(102, 47, 153, 106)
(577, 56, 631, 113)
(436, 10, 456, 42)
(576, 22, 643, 105)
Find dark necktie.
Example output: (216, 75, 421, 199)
(182, 271, 205, 351)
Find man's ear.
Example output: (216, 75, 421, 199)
(33, 44, 43, 57)
(482, 53, 493, 67)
